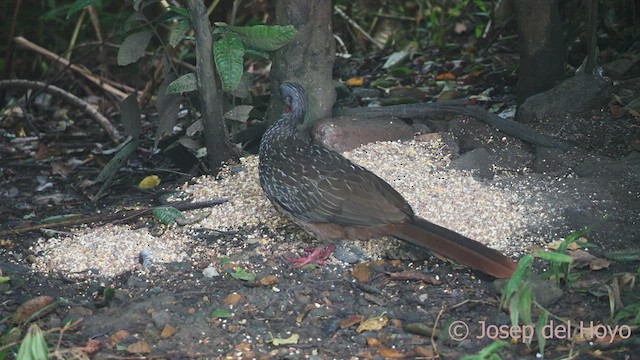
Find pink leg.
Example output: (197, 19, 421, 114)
(287, 244, 336, 268)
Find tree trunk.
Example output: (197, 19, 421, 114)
(514, 0, 565, 106)
(270, 0, 336, 129)
(184, 0, 238, 173)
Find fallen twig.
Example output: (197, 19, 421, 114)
(333, 100, 573, 150)
(0, 199, 228, 236)
(13, 36, 129, 99)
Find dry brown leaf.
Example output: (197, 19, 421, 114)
(224, 292, 242, 305)
(127, 340, 151, 354)
(357, 314, 388, 333)
(570, 249, 610, 270)
(160, 324, 176, 338)
(77, 338, 101, 355)
(352, 263, 372, 282)
(546, 237, 587, 251)
(258, 275, 278, 286)
(387, 270, 441, 285)
(12, 295, 55, 323)
(110, 329, 129, 344)
(366, 337, 380, 347)
(234, 341, 252, 352)
(377, 346, 406, 359)
(339, 314, 365, 329)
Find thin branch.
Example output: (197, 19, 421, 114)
(334, 5, 384, 50)
(13, 36, 129, 99)
(0, 199, 228, 236)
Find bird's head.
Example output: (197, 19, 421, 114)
(279, 82, 306, 122)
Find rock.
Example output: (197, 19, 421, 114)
(448, 117, 502, 152)
(312, 116, 422, 153)
(517, 74, 611, 123)
(450, 148, 495, 180)
(491, 144, 535, 172)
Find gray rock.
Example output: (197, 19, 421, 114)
(450, 148, 495, 179)
(517, 74, 611, 123)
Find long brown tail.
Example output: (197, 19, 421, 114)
(389, 217, 516, 278)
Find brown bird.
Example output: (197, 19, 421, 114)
(259, 82, 516, 278)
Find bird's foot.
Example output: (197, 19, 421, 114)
(287, 244, 336, 268)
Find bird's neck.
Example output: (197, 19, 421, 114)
(267, 111, 309, 141)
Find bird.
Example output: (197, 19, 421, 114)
(258, 82, 516, 278)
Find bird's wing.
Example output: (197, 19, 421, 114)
(261, 144, 413, 226)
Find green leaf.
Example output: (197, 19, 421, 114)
(229, 268, 256, 281)
(211, 308, 233, 318)
(535, 309, 549, 356)
(152, 207, 185, 225)
(534, 250, 573, 263)
(124, 13, 148, 33)
(168, 6, 191, 19)
(118, 30, 153, 66)
(94, 137, 140, 184)
(67, 0, 100, 19)
(16, 325, 48, 360)
(120, 92, 141, 137)
(167, 73, 198, 94)
(169, 18, 191, 47)
(604, 249, 640, 261)
(213, 33, 245, 92)
(228, 25, 297, 51)
(103, 287, 115, 303)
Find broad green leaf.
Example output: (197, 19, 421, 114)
(155, 73, 181, 147)
(94, 137, 140, 184)
(167, 73, 197, 94)
(212, 308, 233, 318)
(124, 13, 148, 33)
(120, 92, 141, 138)
(169, 18, 191, 47)
(67, 0, 100, 19)
(228, 25, 297, 51)
(168, 5, 190, 19)
(534, 250, 573, 263)
(152, 207, 185, 225)
(213, 33, 245, 92)
(117, 30, 153, 66)
(229, 268, 256, 281)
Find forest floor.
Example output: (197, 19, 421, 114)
(2, 43, 640, 360)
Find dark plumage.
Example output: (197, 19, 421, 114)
(259, 82, 516, 278)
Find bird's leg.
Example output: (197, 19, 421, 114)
(287, 244, 336, 268)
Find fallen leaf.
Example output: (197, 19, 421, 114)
(357, 313, 388, 333)
(546, 237, 587, 251)
(138, 175, 161, 189)
(267, 333, 299, 346)
(127, 341, 151, 354)
(110, 329, 129, 344)
(378, 346, 406, 358)
(13, 296, 55, 323)
(77, 338, 101, 355)
(387, 270, 441, 285)
(339, 314, 364, 329)
(160, 324, 176, 338)
(258, 275, 278, 286)
(224, 292, 242, 305)
(346, 77, 364, 87)
(352, 263, 371, 282)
